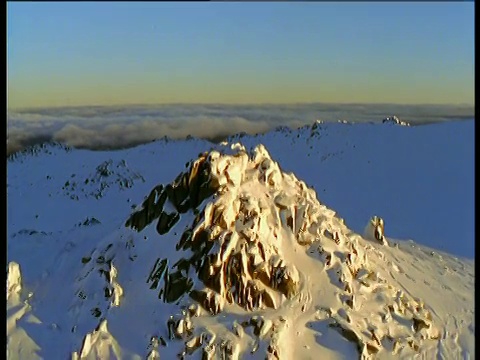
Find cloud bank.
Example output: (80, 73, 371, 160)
(7, 103, 474, 156)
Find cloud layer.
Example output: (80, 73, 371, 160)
(7, 103, 474, 156)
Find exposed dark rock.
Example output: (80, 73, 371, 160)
(125, 154, 219, 236)
(412, 317, 430, 332)
(91, 307, 102, 318)
(164, 271, 194, 303)
(126, 185, 167, 232)
(156, 211, 180, 235)
(147, 258, 169, 290)
(190, 290, 222, 315)
(166, 175, 190, 213)
(81, 217, 101, 226)
(176, 229, 193, 251)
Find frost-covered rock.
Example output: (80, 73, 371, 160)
(73, 320, 122, 360)
(7, 262, 22, 300)
(382, 116, 411, 126)
(364, 215, 387, 245)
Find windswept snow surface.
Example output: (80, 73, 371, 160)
(7, 120, 474, 359)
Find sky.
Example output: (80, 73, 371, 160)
(7, 2, 475, 109)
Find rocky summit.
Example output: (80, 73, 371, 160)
(64, 143, 445, 359)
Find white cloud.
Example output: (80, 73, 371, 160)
(6, 103, 474, 155)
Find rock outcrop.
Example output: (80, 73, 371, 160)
(75, 143, 441, 359)
(382, 116, 411, 126)
(7, 262, 22, 300)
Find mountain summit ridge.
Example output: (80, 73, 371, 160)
(7, 121, 474, 359)
(65, 144, 448, 359)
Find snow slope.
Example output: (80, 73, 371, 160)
(227, 119, 474, 259)
(7, 119, 474, 359)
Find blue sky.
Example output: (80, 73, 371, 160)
(7, 2, 474, 108)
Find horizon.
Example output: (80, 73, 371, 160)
(7, 2, 474, 109)
(7, 102, 474, 156)
(8, 101, 475, 112)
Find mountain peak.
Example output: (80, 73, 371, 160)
(71, 143, 442, 358)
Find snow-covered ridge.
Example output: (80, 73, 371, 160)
(69, 144, 448, 359)
(382, 116, 411, 126)
(7, 141, 72, 162)
(59, 159, 146, 201)
(6, 116, 408, 162)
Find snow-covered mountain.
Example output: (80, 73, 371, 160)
(7, 119, 474, 359)
(381, 116, 411, 126)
